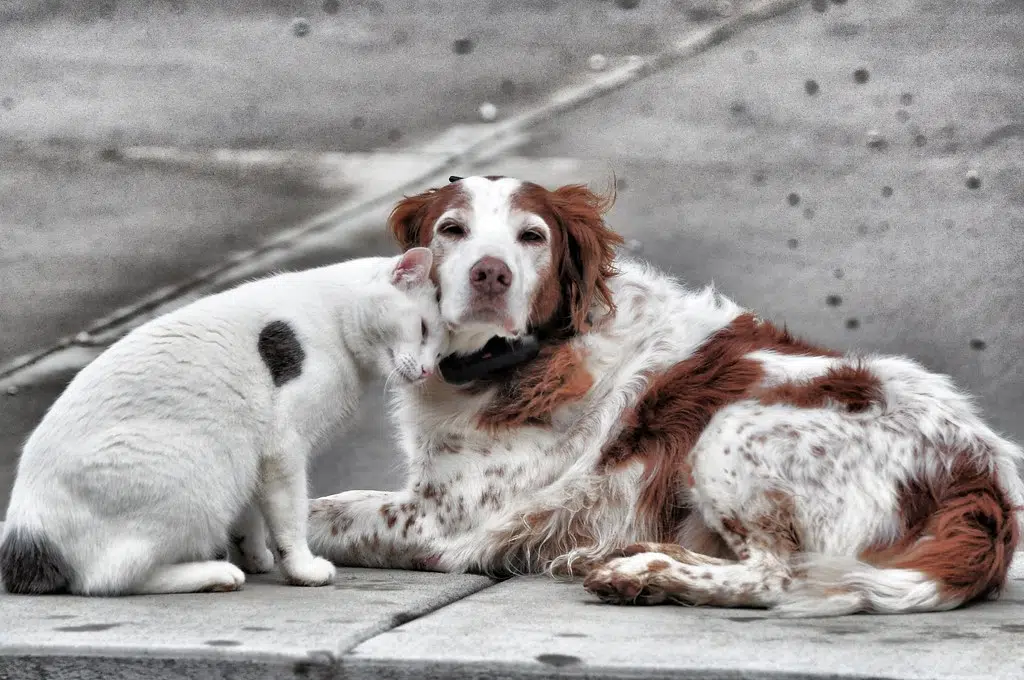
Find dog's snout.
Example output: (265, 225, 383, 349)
(469, 256, 513, 295)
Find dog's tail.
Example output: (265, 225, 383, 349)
(778, 458, 1019, 617)
(0, 525, 73, 594)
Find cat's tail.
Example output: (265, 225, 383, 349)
(0, 525, 73, 594)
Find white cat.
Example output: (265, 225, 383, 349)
(0, 248, 445, 596)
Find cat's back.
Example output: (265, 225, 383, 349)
(25, 278, 293, 451)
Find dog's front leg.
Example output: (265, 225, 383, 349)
(307, 490, 452, 571)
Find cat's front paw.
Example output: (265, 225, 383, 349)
(240, 546, 276, 574)
(229, 536, 276, 574)
(282, 555, 336, 587)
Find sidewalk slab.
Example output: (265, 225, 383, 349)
(0, 556, 494, 680)
(347, 558, 1024, 680)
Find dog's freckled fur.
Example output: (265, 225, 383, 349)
(306, 176, 1024, 616)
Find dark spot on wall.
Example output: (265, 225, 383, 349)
(322, 0, 340, 13)
(616, 0, 641, 8)
(895, 109, 910, 123)
(616, 177, 629, 191)
(555, 632, 589, 638)
(205, 639, 243, 647)
(999, 624, 1024, 633)
(938, 631, 981, 640)
(536, 654, 583, 667)
(351, 116, 366, 130)
(258, 321, 304, 386)
(881, 186, 893, 198)
(500, 79, 516, 96)
(826, 295, 842, 307)
(387, 129, 403, 143)
(55, 623, 122, 632)
(787, 238, 799, 250)
(242, 626, 274, 632)
(833, 268, 844, 279)
(452, 38, 474, 55)
(803, 207, 815, 220)
(804, 79, 819, 96)
(853, 68, 869, 84)
(969, 339, 987, 351)
(752, 171, 766, 185)
(845, 318, 860, 330)
(966, 171, 981, 189)
(914, 133, 927, 147)
(45, 614, 76, 620)
(787, 192, 800, 206)
(727, 616, 764, 622)
(811, 0, 828, 12)
(900, 92, 913, 105)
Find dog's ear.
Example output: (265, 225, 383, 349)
(387, 190, 435, 250)
(548, 184, 622, 332)
(387, 184, 465, 250)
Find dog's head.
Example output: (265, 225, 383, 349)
(387, 176, 622, 354)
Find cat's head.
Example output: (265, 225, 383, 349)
(372, 247, 447, 385)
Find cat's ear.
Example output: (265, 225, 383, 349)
(391, 247, 433, 289)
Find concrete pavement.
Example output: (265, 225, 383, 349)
(1, 515, 1022, 680)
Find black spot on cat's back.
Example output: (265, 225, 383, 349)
(258, 321, 304, 386)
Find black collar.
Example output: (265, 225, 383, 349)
(438, 335, 541, 385)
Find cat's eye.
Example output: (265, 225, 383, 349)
(438, 221, 466, 238)
(421, 319, 428, 338)
(519, 229, 546, 245)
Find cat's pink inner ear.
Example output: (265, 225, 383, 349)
(392, 247, 433, 287)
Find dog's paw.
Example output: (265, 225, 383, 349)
(583, 553, 671, 605)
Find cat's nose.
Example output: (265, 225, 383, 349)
(421, 367, 433, 378)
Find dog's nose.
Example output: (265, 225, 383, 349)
(469, 256, 513, 295)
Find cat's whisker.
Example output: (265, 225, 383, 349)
(381, 366, 401, 399)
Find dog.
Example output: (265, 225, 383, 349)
(307, 175, 1022, 616)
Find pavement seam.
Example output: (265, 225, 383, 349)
(0, 0, 804, 385)
(334, 577, 500, 659)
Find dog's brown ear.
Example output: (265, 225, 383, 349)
(387, 183, 466, 250)
(549, 184, 622, 332)
(387, 190, 432, 250)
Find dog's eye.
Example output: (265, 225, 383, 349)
(438, 221, 466, 238)
(519, 229, 546, 244)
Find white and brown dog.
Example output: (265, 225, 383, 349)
(308, 175, 1022, 616)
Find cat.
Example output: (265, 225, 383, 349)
(0, 247, 445, 596)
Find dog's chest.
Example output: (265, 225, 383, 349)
(409, 425, 564, 534)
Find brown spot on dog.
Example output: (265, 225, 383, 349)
(755, 363, 883, 413)
(599, 313, 840, 539)
(646, 559, 671, 573)
(753, 490, 803, 554)
(379, 504, 398, 529)
(479, 343, 594, 428)
(860, 450, 1019, 606)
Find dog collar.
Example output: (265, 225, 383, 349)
(438, 335, 541, 385)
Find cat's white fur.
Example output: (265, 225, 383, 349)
(0, 248, 446, 596)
